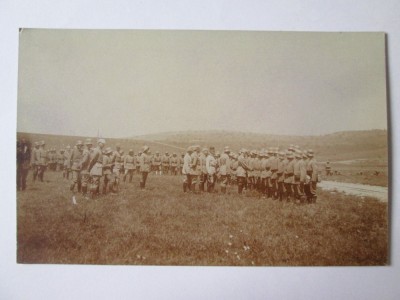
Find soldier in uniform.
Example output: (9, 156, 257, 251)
(276, 151, 286, 201)
(57, 149, 65, 172)
(284, 152, 295, 202)
(80, 138, 93, 197)
(17, 139, 31, 191)
(219, 146, 231, 194)
(260, 151, 268, 197)
(198, 148, 208, 192)
(102, 147, 114, 194)
(179, 153, 184, 175)
(229, 152, 238, 186)
(190, 146, 201, 191)
(111, 144, 123, 193)
(88, 139, 106, 198)
(119, 150, 125, 176)
(182, 147, 193, 192)
(69, 140, 84, 192)
(139, 145, 151, 189)
(169, 153, 179, 176)
(206, 146, 217, 193)
(63, 145, 71, 179)
(269, 148, 279, 199)
(306, 150, 319, 203)
(292, 150, 303, 202)
(300, 151, 308, 198)
(153, 151, 162, 175)
(31, 142, 39, 182)
(37, 141, 47, 182)
(123, 149, 136, 183)
(236, 149, 251, 194)
(162, 152, 170, 175)
(325, 161, 332, 176)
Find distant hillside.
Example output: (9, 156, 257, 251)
(18, 129, 388, 161)
(132, 129, 388, 161)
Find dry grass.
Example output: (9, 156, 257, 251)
(17, 171, 388, 266)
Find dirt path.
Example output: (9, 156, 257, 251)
(319, 181, 388, 202)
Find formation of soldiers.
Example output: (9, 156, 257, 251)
(22, 138, 319, 203)
(181, 145, 319, 204)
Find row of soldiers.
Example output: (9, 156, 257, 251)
(181, 145, 319, 203)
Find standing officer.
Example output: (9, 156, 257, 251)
(63, 145, 71, 179)
(306, 150, 319, 203)
(153, 151, 162, 175)
(190, 146, 200, 191)
(69, 140, 84, 192)
(123, 149, 136, 183)
(17, 139, 31, 191)
(88, 139, 106, 198)
(169, 153, 179, 176)
(162, 152, 170, 175)
(236, 149, 251, 194)
(219, 146, 231, 194)
(57, 149, 65, 172)
(111, 144, 123, 193)
(199, 148, 208, 192)
(206, 146, 217, 192)
(182, 146, 193, 192)
(102, 147, 114, 194)
(276, 151, 286, 201)
(37, 141, 47, 182)
(31, 142, 39, 182)
(139, 145, 151, 189)
(283, 151, 295, 202)
(293, 150, 303, 202)
(80, 138, 93, 197)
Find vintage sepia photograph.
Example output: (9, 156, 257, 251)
(16, 29, 388, 266)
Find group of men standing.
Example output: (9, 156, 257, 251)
(20, 137, 320, 203)
(182, 145, 319, 203)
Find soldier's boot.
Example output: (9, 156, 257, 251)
(191, 184, 196, 192)
(77, 183, 82, 193)
(183, 182, 187, 192)
(221, 187, 226, 194)
(70, 183, 75, 192)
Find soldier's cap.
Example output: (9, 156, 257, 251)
(142, 145, 149, 153)
(202, 148, 209, 153)
(302, 151, 308, 159)
(129, 149, 134, 153)
(224, 146, 230, 153)
(195, 145, 201, 150)
(287, 153, 294, 159)
(215, 151, 220, 156)
(98, 138, 106, 144)
(76, 140, 83, 146)
(40, 140, 46, 146)
(278, 151, 285, 157)
(307, 149, 314, 157)
(84, 138, 92, 145)
(34, 142, 39, 146)
(209, 146, 215, 152)
(187, 146, 193, 152)
(294, 151, 302, 159)
(66, 145, 71, 149)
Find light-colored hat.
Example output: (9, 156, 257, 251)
(224, 146, 230, 153)
(76, 140, 83, 146)
(307, 149, 314, 157)
(85, 138, 92, 145)
(187, 146, 193, 152)
(40, 140, 45, 146)
(129, 149, 134, 153)
(105, 147, 113, 154)
(142, 145, 149, 153)
(98, 138, 106, 144)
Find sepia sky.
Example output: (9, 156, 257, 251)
(17, 29, 387, 138)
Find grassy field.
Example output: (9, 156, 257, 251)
(17, 170, 388, 266)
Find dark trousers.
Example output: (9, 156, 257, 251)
(17, 166, 29, 191)
(237, 176, 246, 194)
(140, 172, 149, 188)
